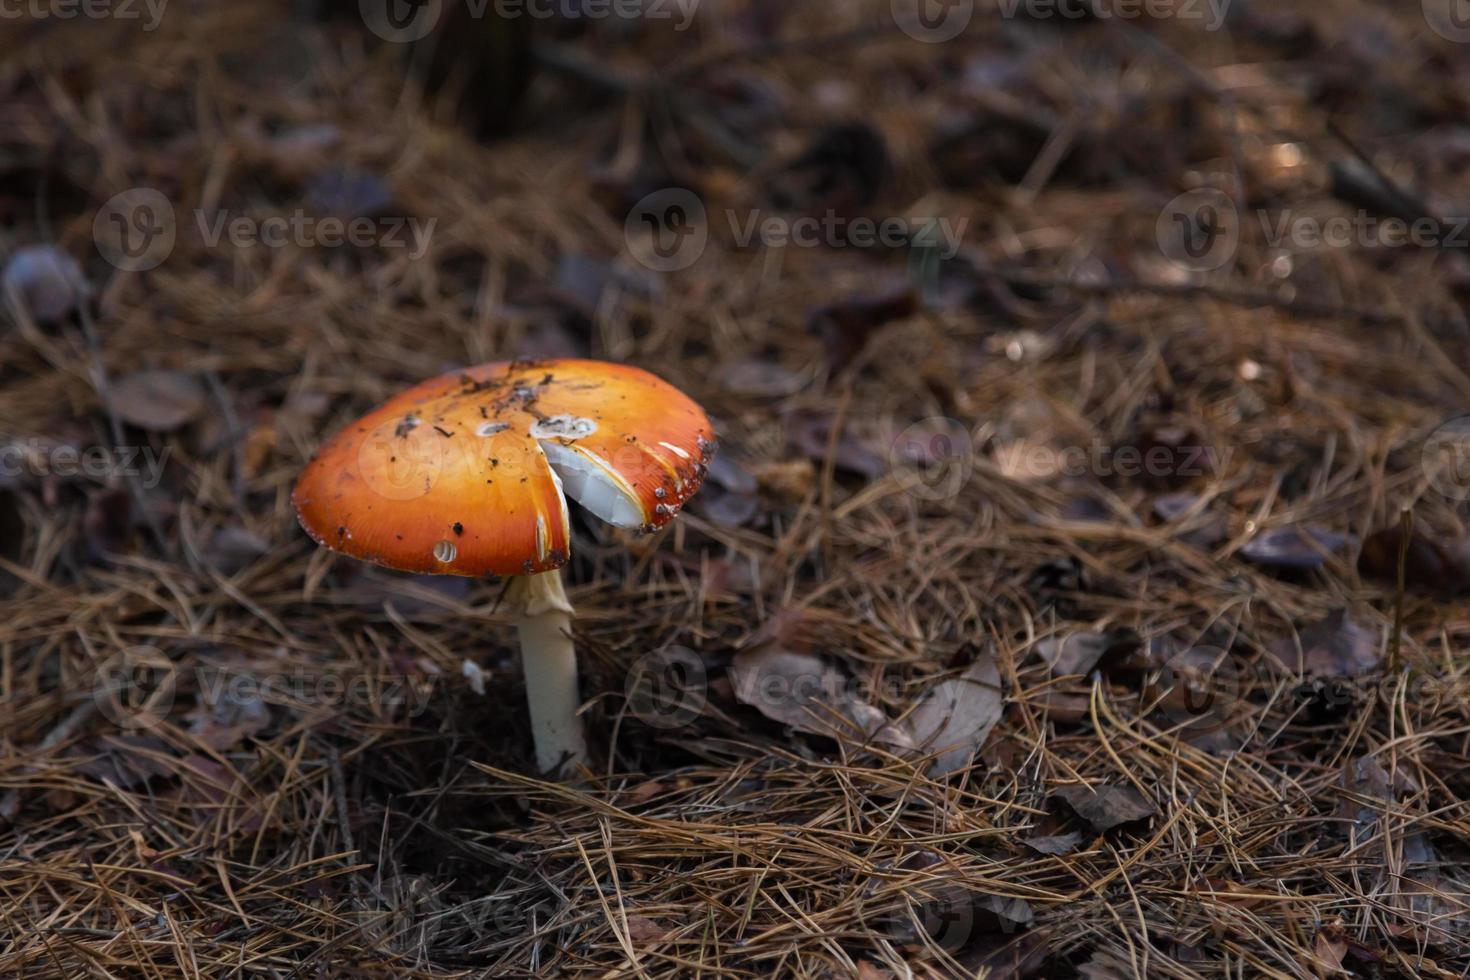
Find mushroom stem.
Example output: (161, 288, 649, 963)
(509, 570, 588, 774)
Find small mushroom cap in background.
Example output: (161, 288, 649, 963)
(292, 359, 715, 577)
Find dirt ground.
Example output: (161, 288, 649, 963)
(3, 0, 1470, 976)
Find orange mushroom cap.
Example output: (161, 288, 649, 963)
(292, 359, 716, 576)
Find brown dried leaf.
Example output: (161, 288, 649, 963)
(715, 358, 807, 397)
(1269, 611, 1382, 678)
(186, 685, 271, 752)
(1034, 632, 1109, 677)
(1238, 525, 1355, 570)
(3, 244, 85, 324)
(908, 655, 1003, 776)
(204, 526, 270, 576)
(730, 646, 902, 745)
(73, 735, 175, 788)
(111, 370, 207, 432)
(624, 915, 670, 943)
(1314, 923, 1348, 974)
(750, 458, 816, 501)
(1051, 784, 1155, 832)
(787, 414, 884, 477)
(1024, 832, 1082, 855)
(1359, 522, 1470, 597)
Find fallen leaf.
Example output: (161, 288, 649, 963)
(1150, 644, 1246, 751)
(975, 894, 1033, 932)
(304, 166, 392, 219)
(3, 244, 85, 324)
(622, 779, 664, 806)
(111, 370, 207, 432)
(1238, 525, 1355, 570)
(551, 253, 659, 319)
(1078, 951, 1133, 979)
(1313, 922, 1348, 973)
(908, 655, 1004, 776)
(1358, 522, 1470, 596)
(73, 735, 175, 788)
(715, 358, 808, 397)
(707, 452, 758, 496)
(956, 930, 1051, 978)
(744, 606, 839, 654)
(1051, 784, 1155, 832)
(750, 458, 816, 501)
(204, 526, 269, 576)
(698, 489, 760, 527)
(1034, 691, 1092, 725)
(1034, 632, 1111, 677)
(1338, 755, 1421, 847)
(1024, 832, 1082, 855)
(730, 646, 903, 745)
(1058, 496, 1112, 522)
(787, 414, 884, 477)
(696, 452, 761, 527)
(1269, 611, 1381, 678)
(186, 685, 270, 751)
(625, 915, 670, 943)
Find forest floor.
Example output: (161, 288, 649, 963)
(2, 0, 1470, 976)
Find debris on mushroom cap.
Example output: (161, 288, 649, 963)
(291, 359, 716, 576)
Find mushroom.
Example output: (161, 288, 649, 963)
(291, 358, 715, 773)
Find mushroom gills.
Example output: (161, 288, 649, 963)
(538, 441, 646, 528)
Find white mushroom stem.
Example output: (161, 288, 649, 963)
(508, 570, 588, 774)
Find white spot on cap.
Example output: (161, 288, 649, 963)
(433, 540, 457, 563)
(659, 441, 691, 460)
(531, 415, 598, 440)
(535, 514, 548, 561)
(476, 421, 510, 437)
